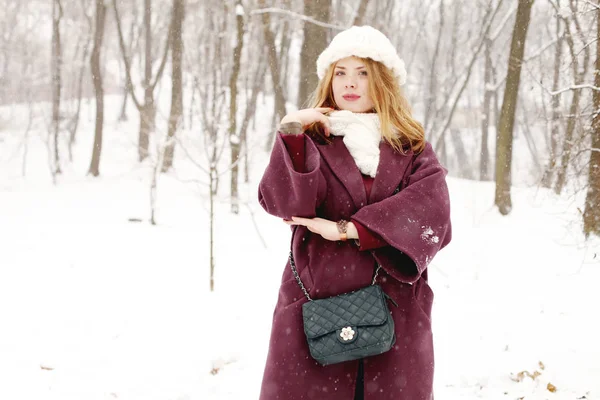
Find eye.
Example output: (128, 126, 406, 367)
(359, 70, 368, 76)
(335, 71, 345, 76)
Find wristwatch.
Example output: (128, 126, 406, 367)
(336, 219, 348, 241)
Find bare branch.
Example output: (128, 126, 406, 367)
(433, 0, 506, 150)
(490, 4, 517, 40)
(112, 0, 142, 110)
(250, 7, 346, 30)
(151, 13, 174, 92)
(582, 0, 600, 10)
(550, 84, 600, 95)
(524, 37, 562, 61)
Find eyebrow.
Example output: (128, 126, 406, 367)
(334, 65, 366, 70)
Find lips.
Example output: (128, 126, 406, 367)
(343, 94, 360, 100)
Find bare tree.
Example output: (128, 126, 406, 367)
(495, 0, 536, 215)
(480, 35, 493, 181)
(88, 0, 106, 177)
(162, 0, 184, 172)
(69, 0, 94, 161)
(297, 0, 331, 108)
(257, 0, 288, 149)
(228, 0, 245, 214)
(240, 55, 268, 184)
(583, 0, 600, 237)
(553, 0, 591, 195)
(113, 0, 172, 161)
(541, 10, 564, 188)
(0, 1, 23, 103)
(119, 6, 140, 122)
(432, 0, 506, 153)
(352, 0, 371, 26)
(182, 0, 236, 290)
(51, 0, 63, 176)
(423, 0, 444, 133)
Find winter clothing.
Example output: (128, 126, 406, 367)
(328, 110, 384, 178)
(281, 133, 387, 251)
(257, 130, 452, 399)
(316, 26, 407, 86)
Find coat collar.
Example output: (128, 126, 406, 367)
(316, 137, 413, 207)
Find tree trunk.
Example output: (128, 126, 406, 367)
(423, 0, 444, 133)
(554, 2, 589, 195)
(352, 0, 370, 26)
(583, 0, 600, 237)
(229, 0, 245, 214)
(432, 0, 504, 151)
(139, 0, 154, 161)
(69, 26, 92, 161)
(162, 0, 184, 172)
(241, 60, 267, 184)
(480, 37, 492, 181)
(258, 0, 288, 149)
(541, 17, 563, 188)
(139, 104, 155, 161)
(452, 128, 473, 179)
(210, 166, 216, 291)
(119, 73, 130, 121)
(119, 16, 137, 122)
(554, 88, 581, 194)
(492, 63, 500, 145)
(279, 0, 292, 97)
(51, 0, 63, 176)
(495, 0, 535, 215)
(297, 0, 330, 108)
(113, 0, 171, 163)
(22, 97, 34, 177)
(88, 0, 106, 177)
(438, 135, 447, 168)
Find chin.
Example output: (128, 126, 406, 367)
(339, 103, 372, 113)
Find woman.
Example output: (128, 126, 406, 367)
(257, 26, 452, 400)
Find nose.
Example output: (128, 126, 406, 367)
(345, 80, 356, 89)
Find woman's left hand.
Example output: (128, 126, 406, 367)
(284, 216, 341, 241)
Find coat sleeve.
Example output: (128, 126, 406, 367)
(258, 133, 328, 219)
(350, 142, 452, 284)
(351, 219, 388, 250)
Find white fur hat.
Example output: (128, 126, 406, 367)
(316, 25, 407, 86)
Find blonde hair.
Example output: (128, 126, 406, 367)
(306, 57, 425, 154)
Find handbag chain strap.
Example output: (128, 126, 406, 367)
(289, 250, 313, 301)
(289, 227, 382, 302)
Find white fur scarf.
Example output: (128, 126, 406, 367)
(328, 110, 382, 178)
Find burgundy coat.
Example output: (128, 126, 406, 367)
(258, 133, 452, 400)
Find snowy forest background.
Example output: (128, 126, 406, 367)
(1, 0, 599, 399)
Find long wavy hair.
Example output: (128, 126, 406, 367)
(305, 57, 425, 154)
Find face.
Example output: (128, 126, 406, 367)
(331, 56, 375, 113)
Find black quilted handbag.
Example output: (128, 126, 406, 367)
(289, 233, 397, 366)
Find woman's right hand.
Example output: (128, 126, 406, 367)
(280, 107, 333, 136)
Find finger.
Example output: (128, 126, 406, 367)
(291, 216, 311, 223)
(319, 116, 331, 137)
(315, 107, 334, 114)
(324, 123, 331, 137)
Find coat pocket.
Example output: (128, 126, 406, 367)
(279, 265, 314, 308)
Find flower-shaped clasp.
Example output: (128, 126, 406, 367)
(340, 326, 355, 341)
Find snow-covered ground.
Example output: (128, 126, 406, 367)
(0, 96, 598, 400)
